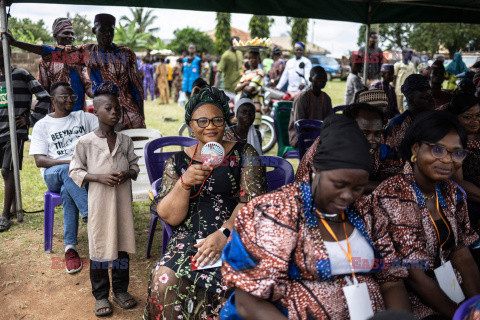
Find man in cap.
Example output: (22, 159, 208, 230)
(38, 17, 92, 111)
(429, 60, 454, 109)
(7, 13, 145, 129)
(370, 64, 399, 119)
(383, 74, 434, 176)
(276, 41, 312, 93)
(393, 48, 416, 113)
(359, 31, 384, 86)
(215, 36, 243, 97)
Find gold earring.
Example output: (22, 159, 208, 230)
(411, 155, 417, 163)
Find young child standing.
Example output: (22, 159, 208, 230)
(69, 82, 139, 317)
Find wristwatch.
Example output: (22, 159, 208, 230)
(219, 227, 231, 239)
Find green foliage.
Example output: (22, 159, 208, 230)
(357, 24, 412, 50)
(113, 20, 150, 51)
(168, 27, 214, 54)
(149, 37, 166, 50)
(357, 23, 480, 58)
(249, 15, 274, 39)
(66, 12, 94, 44)
(214, 12, 231, 55)
(120, 7, 159, 34)
(287, 17, 308, 49)
(8, 17, 53, 44)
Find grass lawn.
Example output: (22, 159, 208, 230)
(0, 79, 346, 319)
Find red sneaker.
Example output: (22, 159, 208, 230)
(65, 249, 82, 274)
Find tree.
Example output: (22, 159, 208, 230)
(113, 20, 150, 51)
(149, 37, 166, 50)
(357, 23, 412, 50)
(249, 15, 274, 39)
(287, 18, 308, 49)
(120, 8, 159, 34)
(167, 27, 214, 54)
(214, 12, 231, 55)
(66, 12, 94, 44)
(8, 17, 53, 44)
(409, 23, 480, 58)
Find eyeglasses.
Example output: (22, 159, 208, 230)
(191, 117, 225, 128)
(57, 94, 78, 101)
(423, 142, 467, 162)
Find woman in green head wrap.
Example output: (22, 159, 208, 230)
(144, 86, 268, 319)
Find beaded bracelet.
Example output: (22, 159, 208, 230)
(180, 175, 192, 190)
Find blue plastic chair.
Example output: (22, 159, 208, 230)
(149, 155, 295, 256)
(145, 136, 197, 258)
(44, 191, 62, 253)
(294, 119, 323, 161)
(453, 295, 480, 320)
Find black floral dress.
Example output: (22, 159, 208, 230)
(145, 142, 268, 320)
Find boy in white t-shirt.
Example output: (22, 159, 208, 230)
(30, 81, 98, 274)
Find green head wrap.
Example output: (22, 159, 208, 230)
(185, 86, 230, 124)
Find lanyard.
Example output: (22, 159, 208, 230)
(319, 211, 356, 280)
(425, 191, 451, 260)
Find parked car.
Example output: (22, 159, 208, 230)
(309, 55, 347, 81)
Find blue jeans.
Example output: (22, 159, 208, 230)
(43, 164, 88, 246)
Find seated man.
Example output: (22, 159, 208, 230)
(383, 74, 435, 177)
(288, 66, 332, 148)
(429, 60, 454, 109)
(29, 81, 98, 274)
(296, 103, 397, 194)
(370, 64, 399, 119)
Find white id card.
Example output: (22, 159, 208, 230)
(343, 281, 374, 320)
(434, 260, 465, 304)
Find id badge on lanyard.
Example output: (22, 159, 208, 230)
(434, 251, 465, 304)
(428, 192, 465, 303)
(320, 212, 374, 320)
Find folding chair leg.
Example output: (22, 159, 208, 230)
(146, 213, 158, 259)
(44, 193, 55, 253)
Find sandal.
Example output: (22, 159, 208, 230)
(112, 292, 137, 309)
(0, 217, 11, 232)
(94, 298, 113, 317)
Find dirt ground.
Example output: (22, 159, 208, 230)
(0, 210, 159, 320)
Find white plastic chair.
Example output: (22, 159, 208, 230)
(120, 129, 162, 202)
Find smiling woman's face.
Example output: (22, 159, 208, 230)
(412, 130, 464, 183)
(457, 104, 480, 135)
(312, 168, 369, 214)
(189, 104, 225, 144)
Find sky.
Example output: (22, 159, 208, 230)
(7, 3, 363, 58)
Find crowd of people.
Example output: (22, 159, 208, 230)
(3, 11, 480, 320)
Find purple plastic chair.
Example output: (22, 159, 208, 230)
(44, 191, 63, 253)
(260, 155, 295, 191)
(294, 119, 322, 161)
(453, 295, 480, 320)
(145, 136, 197, 258)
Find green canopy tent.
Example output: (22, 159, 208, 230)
(2, 0, 480, 222)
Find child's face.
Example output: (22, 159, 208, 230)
(94, 95, 121, 127)
(248, 53, 260, 69)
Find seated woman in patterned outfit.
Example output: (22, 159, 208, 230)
(448, 93, 480, 231)
(369, 111, 480, 319)
(221, 114, 410, 320)
(144, 87, 268, 319)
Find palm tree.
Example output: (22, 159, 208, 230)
(120, 8, 159, 34)
(114, 20, 151, 51)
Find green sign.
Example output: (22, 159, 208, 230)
(0, 86, 7, 108)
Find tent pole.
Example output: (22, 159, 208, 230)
(363, 2, 372, 86)
(363, 23, 370, 85)
(1, 0, 23, 222)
